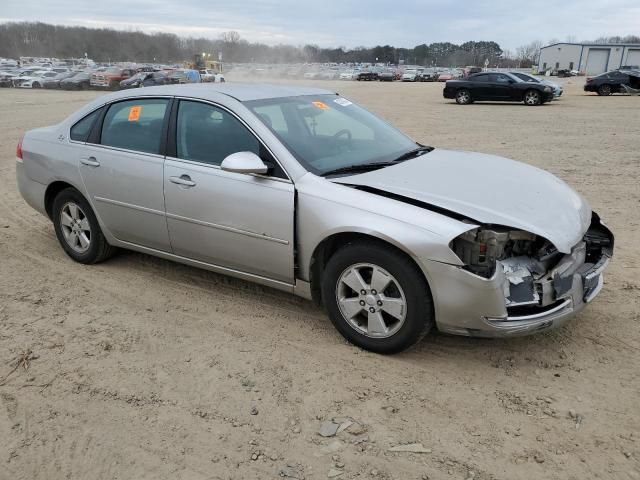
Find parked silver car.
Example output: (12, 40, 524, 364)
(16, 84, 613, 353)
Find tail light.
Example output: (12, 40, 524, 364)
(586, 77, 593, 83)
(16, 136, 24, 162)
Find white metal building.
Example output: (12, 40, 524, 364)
(538, 43, 640, 75)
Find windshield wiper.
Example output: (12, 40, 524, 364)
(321, 162, 397, 177)
(390, 145, 434, 163)
(321, 146, 434, 178)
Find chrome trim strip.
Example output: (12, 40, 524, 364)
(506, 298, 572, 322)
(584, 274, 604, 303)
(84, 144, 166, 160)
(585, 256, 610, 281)
(115, 239, 294, 291)
(94, 196, 165, 216)
(165, 212, 289, 245)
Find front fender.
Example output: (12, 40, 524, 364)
(295, 174, 475, 281)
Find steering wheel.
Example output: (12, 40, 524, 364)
(332, 129, 353, 151)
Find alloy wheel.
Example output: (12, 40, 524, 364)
(60, 202, 91, 253)
(456, 90, 471, 104)
(524, 91, 540, 105)
(599, 84, 612, 96)
(336, 263, 407, 338)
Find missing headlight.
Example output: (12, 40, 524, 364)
(450, 227, 548, 278)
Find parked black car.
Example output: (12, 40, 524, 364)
(60, 72, 91, 90)
(443, 72, 555, 106)
(583, 70, 639, 95)
(119, 71, 168, 89)
(356, 71, 378, 81)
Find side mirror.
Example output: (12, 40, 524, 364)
(221, 151, 268, 175)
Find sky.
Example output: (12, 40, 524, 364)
(1, 0, 639, 50)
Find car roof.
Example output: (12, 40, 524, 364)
(97, 83, 336, 102)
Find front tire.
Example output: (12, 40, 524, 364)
(321, 242, 434, 354)
(52, 188, 116, 264)
(597, 84, 612, 96)
(524, 89, 542, 106)
(455, 89, 472, 105)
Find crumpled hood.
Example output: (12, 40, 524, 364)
(333, 149, 591, 253)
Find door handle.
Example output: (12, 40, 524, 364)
(169, 175, 196, 187)
(80, 157, 100, 167)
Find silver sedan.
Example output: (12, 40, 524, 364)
(16, 84, 613, 353)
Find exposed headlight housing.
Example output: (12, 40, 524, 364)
(544, 86, 553, 92)
(450, 227, 550, 278)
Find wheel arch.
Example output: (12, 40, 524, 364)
(307, 231, 432, 307)
(44, 180, 82, 219)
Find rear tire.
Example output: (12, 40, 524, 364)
(455, 89, 472, 105)
(52, 188, 116, 264)
(597, 84, 612, 96)
(32, 82, 41, 89)
(321, 242, 434, 354)
(524, 89, 542, 106)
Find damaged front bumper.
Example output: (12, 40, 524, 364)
(427, 214, 613, 337)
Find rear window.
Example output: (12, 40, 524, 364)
(70, 108, 102, 142)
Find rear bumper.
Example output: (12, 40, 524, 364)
(443, 87, 456, 99)
(16, 160, 47, 216)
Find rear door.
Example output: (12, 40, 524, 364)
(163, 99, 295, 283)
(79, 97, 172, 251)
(468, 74, 491, 99)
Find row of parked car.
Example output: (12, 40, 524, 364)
(338, 67, 468, 82)
(0, 61, 225, 91)
(227, 63, 473, 82)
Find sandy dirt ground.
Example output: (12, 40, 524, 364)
(0, 79, 638, 480)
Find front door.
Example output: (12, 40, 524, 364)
(163, 100, 295, 283)
(79, 97, 172, 252)
(487, 73, 514, 100)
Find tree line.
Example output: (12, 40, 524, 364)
(0, 22, 637, 68)
(0, 22, 520, 66)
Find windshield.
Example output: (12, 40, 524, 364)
(246, 94, 418, 176)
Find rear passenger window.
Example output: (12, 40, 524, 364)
(70, 108, 101, 142)
(176, 100, 259, 166)
(100, 99, 168, 154)
(491, 74, 511, 83)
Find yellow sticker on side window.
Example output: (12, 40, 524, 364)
(128, 106, 142, 121)
(312, 101, 329, 110)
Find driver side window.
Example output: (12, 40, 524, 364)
(175, 100, 287, 179)
(176, 100, 260, 166)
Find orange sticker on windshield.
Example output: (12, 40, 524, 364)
(312, 101, 329, 110)
(128, 106, 142, 121)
